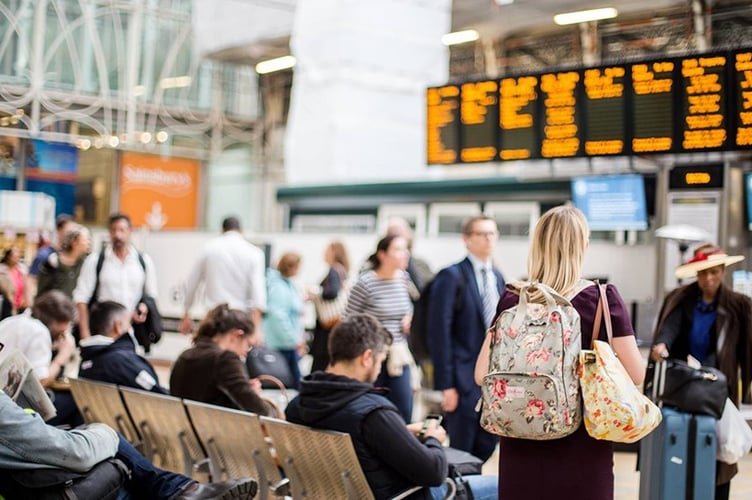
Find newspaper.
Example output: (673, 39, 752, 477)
(0, 343, 57, 421)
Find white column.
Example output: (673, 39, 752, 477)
(285, 0, 451, 184)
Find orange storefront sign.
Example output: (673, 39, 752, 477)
(119, 152, 200, 229)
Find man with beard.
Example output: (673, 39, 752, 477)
(286, 313, 497, 500)
(73, 213, 157, 341)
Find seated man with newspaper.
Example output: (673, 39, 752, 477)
(0, 343, 259, 499)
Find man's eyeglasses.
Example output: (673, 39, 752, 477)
(470, 231, 498, 238)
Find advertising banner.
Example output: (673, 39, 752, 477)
(119, 152, 200, 230)
(24, 139, 78, 217)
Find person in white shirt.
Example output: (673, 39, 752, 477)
(0, 290, 80, 426)
(179, 216, 267, 334)
(73, 213, 158, 340)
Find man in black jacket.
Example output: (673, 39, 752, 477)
(285, 313, 497, 500)
(79, 301, 167, 394)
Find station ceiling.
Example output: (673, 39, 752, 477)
(451, 0, 689, 37)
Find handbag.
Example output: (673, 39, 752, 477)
(645, 358, 728, 419)
(0, 457, 129, 500)
(579, 283, 662, 443)
(313, 283, 349, 330)
(716, 398, 752, 464)
(246, 345, 295, 388)
(443, 447, 482, 500)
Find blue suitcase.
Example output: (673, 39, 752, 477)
(689, 415, 716, 500)
(639, 407, 690, 500)
(639, 408, 717, 500)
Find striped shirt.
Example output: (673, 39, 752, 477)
(345, 270, 413, 343)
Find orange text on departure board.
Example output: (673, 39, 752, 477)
(426, 85, 459, 164)
(736, 52, 752, 146)
(461, 81, 497, 125)
(681, 56, 727, 149)
(500, 76, 537, 130)
(540, 71, 580, 158)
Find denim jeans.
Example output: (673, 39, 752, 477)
(374, 362, 413, 422)
(278, 349, 302, 390)
(429, 474, 498, 500)
(114, 435, 194, 499)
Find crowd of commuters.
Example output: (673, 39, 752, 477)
(1, 207, 751, 499)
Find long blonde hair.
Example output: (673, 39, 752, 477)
(528, 206, 589, 297)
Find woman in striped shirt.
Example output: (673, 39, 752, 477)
(345, 234, 415, 422)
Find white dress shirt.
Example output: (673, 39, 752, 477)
(73, 245, 158, 311)
(183, 231, 267, 313)
(0, 310, 52, 379)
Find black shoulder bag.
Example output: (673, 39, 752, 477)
(0, 457, 130, 500)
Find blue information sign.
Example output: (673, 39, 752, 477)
(571, 174, 648, 231)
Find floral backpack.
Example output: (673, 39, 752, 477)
(478, 280, 590, 440)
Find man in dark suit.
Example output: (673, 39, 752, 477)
(427, 215, 504, 462)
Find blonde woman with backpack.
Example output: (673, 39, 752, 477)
(474, 206, 644, 500)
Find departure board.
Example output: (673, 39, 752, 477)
(540, 71, 581, 158)
(679, 54, 728, 151)
(426, 46, 752, 164)
(631, 61, 675, 153)
(426, 85, 460, 164)
(583, 66, 626, 156)
(734, 49, 752, 148)
(499, 76, 538, 160)
(460, 80, 498, 162)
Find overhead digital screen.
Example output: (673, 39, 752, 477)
(499, 75, 539, 160)
(631, 60, 675, 153)
(733, 50, 752, 148)
(426, 47, 752, 164)
(679, 54, 728, 151)
(583, 66, 626, 156)
(426, 85, 460, 165)
(460, 80, 498, 162)
(540, 71, 581, 158)
(571, 174, 648, 231)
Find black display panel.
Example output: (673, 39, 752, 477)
(678, 54, 729, 152)
(426, 47, 752, 164)
(668, 163, 724, 189)
(460, 80, 498, 162)
(583, 66, 626, 156)
(426, 85, 460, 165)
(630, 60, 675, 153)
(499, 75, 539, 160)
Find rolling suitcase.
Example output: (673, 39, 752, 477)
(689, 415, 717, 500)
(639, 407, 717, 500)
(639, 407, 689, 500)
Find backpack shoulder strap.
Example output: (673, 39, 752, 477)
(90, 242, 107, 304)
(136, 251, 147, 297)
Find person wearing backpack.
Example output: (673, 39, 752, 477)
(427, 215, 504, 463)
(474, 206, 645, 500)
(72, 213, 158, 342)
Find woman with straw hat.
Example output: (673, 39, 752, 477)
(651, 242, 752, 500)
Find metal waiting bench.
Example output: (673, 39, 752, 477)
(184, 400, 285, 500)
(68, 378, 141, 448)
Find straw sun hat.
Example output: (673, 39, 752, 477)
(675, 246, 745, 280)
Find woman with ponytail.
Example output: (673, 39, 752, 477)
(170, 304, 274, 416)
